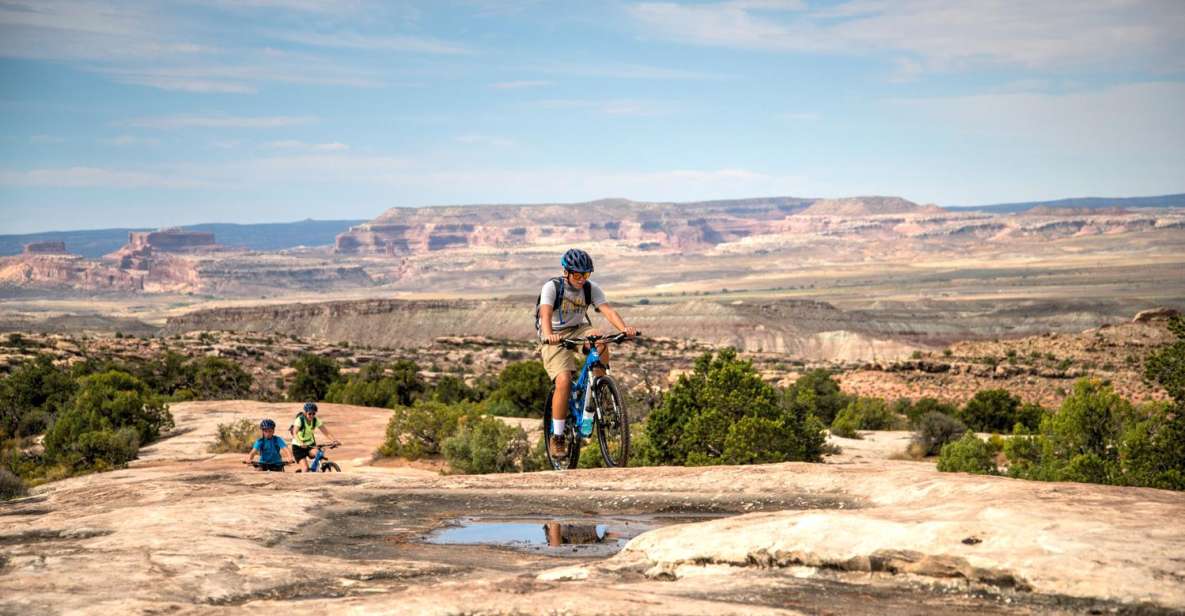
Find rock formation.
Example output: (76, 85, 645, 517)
(334, 197, 815, 256)
(21, 241, 68, 255)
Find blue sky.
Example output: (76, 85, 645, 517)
(1, 0, 1183, 233)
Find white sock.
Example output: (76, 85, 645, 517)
(553, 419, 565, 434)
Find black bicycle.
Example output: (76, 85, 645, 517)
(243, 460, 291, 472)
(543, 332, 641, 470)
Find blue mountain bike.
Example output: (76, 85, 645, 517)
(543, 332, 641, 470)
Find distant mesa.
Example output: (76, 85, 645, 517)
(799, 196, 943, 217)
(22, 240, 70, 255)
(127, 228, 219, 253)
(106, 227, 225, 270)
(1025, 205, 1129, 216)
(334, 196, 815, 256)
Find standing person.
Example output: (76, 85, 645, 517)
(536, 248, 637, 458)
(244, 419, 291, 471)
(288, 402, 339, 473)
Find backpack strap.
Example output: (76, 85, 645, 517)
(551, 277, 564, 310)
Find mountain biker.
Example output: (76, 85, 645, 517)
(288, 402, 340, 473)
(245, 418, 291, 472)
(538, 248, 637, 458)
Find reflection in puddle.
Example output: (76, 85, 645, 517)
(423, 515, 715, 557)
(543, 522, 603, 546)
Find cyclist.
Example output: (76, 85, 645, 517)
(244, 418, 291, 471)
(288, 402, 340, 473)
(538, 248, 637, 458)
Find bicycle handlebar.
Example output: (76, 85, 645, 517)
(557, 331, 643, 349)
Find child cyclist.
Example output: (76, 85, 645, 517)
(537, 248, 637, 458)
(288, 402, 340, 472)
(244, 418, 292, 471)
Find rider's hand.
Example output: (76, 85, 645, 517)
(546, 333, 563, 345)
(622, 326, 638, 337)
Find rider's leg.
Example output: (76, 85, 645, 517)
(592, 341, 609, 377)
(552, 370, 572, 431)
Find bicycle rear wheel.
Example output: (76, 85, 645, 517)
(594, 376, 629, 467)
(542, 386, 581, 470)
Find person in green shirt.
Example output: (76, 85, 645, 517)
(288, 402, 339, 473)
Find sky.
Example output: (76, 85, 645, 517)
(1, 0, 1183, 233)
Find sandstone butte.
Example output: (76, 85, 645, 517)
(2, 400, 1183, 615)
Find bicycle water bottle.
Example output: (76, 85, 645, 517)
(580, 403, 595, 437)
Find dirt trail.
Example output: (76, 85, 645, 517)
(2, 401, 1183, 615)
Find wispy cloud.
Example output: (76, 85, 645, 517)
(29, 134, 65, 144)
(0, 166, 206, 189)
(127, 114, 316, 129)
(889, 82, 1185, 157)
(102, 135, 160, 146)
(535, 99, 668, 116)
(266, 30, 470, 55)
(531, 61, 727, 81)
(491, 80, 550, 89)
(454, 134, 515, 147)
(629, 0, 1185, 74)
(265, 140, 349, 151)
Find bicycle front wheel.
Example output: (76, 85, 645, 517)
(320, 462, 341, 472)
(594, 376, 629, 467)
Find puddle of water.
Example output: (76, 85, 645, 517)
(424, 514, 719, 558)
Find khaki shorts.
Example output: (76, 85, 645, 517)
(539, 324, 596, 381)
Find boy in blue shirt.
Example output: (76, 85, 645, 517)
(244, 418, 291, 471)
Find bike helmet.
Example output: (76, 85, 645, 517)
(561, 248, 594, 273)
(303, 402, 318, 413)
(260, 418, 276, 429)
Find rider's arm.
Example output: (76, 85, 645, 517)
(540, 304, 562, 344)
(319, 424, 338, 443)
(597, 303, 637, 336)
(245, 441, 258, 463)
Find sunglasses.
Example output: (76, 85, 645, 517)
(567, 271, 590, 280)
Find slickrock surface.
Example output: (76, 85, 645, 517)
(2, 401, 1183, 615)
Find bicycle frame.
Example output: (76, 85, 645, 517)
(569, 343, 605, 436)
(308, 446, 328, 472)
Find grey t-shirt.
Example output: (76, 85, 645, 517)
(540, 279, 607, 332)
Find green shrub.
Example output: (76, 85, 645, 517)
(1144, 316, 1185, 401)
(0, 468, 27, 500)
(1117, 410, 1185, 490)
(287, 354, 340, 402)
(959, 389, 1022, 433)
(191, 357, 253, 400)
(430, 375, 480, 404)
(904, 397, 959, 426)
(783, 369, 850, 425)
(937, 432, 997, 475)
(829, 411, 861, 439)
(643, 349, 825, 466)
(442, 414, 537, 474)
(831, 397, 900, 433)
(379, 401, 473, 460)
(912, 411, 968, 456)
(999, 379, 1185, 489)
(75, 428, 141, 469)
(209, 419, 257, 453)
(42, 371, 171, 470)
(139, 351, 196, 397)
(0, 354, 76, 437)
(723, 416, 806, 464)
(486, 361, 550, 417)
